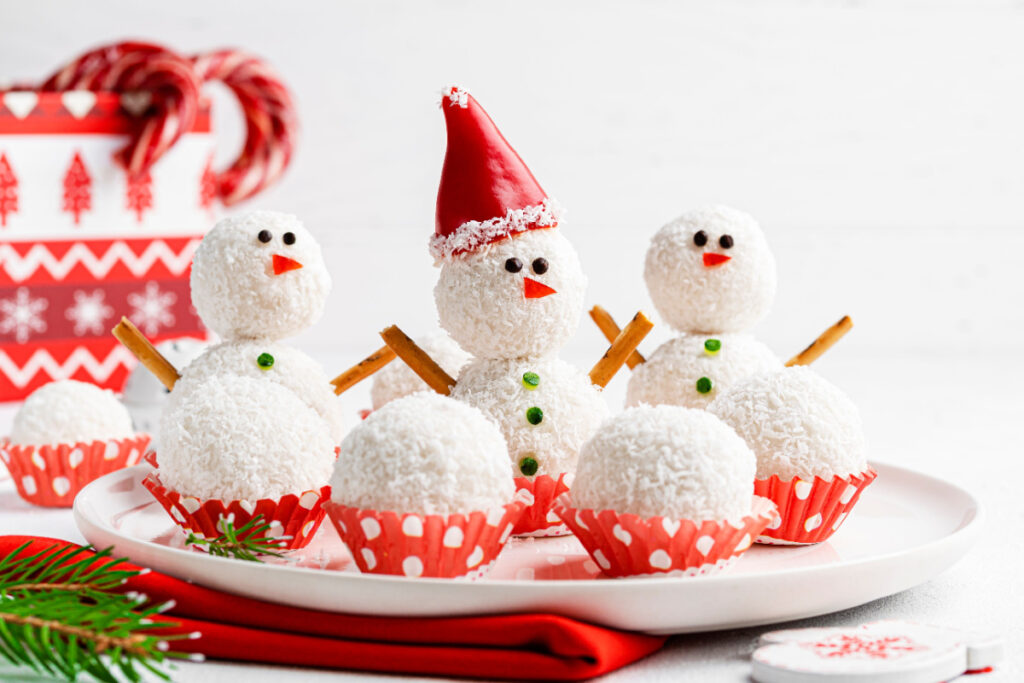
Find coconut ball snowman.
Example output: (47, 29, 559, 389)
(429, 87, 610, 533)
(157, 211, 344, 501)
(626, 205, 782, 409)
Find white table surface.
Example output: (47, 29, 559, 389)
(0, 350, 1019, 682)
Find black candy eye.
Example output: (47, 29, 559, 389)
(719, 234, 734, 249)
(257, 230, 272, 244)
(505, 257, 523, 273)
(283, 232, 296, 245)
(693, 230, 708, 247)
(531, 258, 549, 275)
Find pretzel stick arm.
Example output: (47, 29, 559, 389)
(589, 305, 645, 369)
(785, 315, 854, 367)
(589, 311, 655, 388)
(380, 325, 455, 396)
(111, 317, 180, 391)
(330, 346, 397, 396)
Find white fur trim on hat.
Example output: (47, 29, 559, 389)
(429, 198, 563, 261)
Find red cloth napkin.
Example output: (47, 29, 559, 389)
(1, 536, 666, 680)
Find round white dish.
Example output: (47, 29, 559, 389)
(73, 462, 981, 635)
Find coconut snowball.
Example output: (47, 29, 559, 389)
(178, 341, 346, 442)
(121, 338, 208, 436)
(708, 367, 867, 481)
(626, 333, 780, 410)
(159, 374, 336, 501)
(370, 332, 470, 410)
(571, 405, 756, 521)
(644, 206, 776, 334)
(330, 393, 513, 515)
(451, 356, 609, 478)
(191, 211, 331, 341)
(435, 229, 586, 359)
(10, 380, 134, 446)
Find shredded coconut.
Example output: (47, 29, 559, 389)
(191, 211, 331, 341)
(644, 205, 776, 334)
(330, 393, 513, 514)
(370, 331, 470, 410)
(429, 198, 562, 261)
(451, 356, 609, 477)
(571, 405, 756, 522)
(435, 229, 586, 359)
(10, 380, 134, 446)
(444, 85, 469, 109)
(159, 374, 336, 501)
(708, 367, 868, 480)
(626, 333, 781, 409)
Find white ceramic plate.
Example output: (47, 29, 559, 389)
(73, 462, 981, 635)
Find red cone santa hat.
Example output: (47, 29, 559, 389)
(431, 86, 561, 260)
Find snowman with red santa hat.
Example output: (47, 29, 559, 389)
(416, 86, 644, 536)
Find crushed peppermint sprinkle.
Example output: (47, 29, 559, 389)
(430, 197, 563, 260)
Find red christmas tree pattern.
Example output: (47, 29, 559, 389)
(199, 153, 217, 212)
(0, 153, 17, 227)
(62, 151, 92, 225)
(126, 169, 153, 223)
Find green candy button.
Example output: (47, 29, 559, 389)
(696, 376, 713, 394)
(522, 372, 540, 390)
(257, 352, 275, 370)
(526, 406, 544, 425)
(518, 456, 539, 477)
(704, 339, 721, 355)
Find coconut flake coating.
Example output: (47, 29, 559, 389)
(644, 206, 776, 334)
(179, 341, 346, 442)
(626, 333, 780, 409)
(121, 338, 208, 437)
(435, 229, 586, 359)
(330, 393, 513, 515)
(572, 405, 756, 521)
(191, 211, 331, 341)
(370, 332, 471, 410)
(451, 357, 608, 478)
(159, 374, 336, 501)
(10, 380, 134, 446)
(708, 367, 867, 481)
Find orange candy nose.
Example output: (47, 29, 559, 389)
(272, 254, 304, 275)
(703, 252, 731, 267)
(523, 277, 557, 299)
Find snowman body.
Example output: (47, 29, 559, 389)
(627, 333, 780, 409)
(157, 212, 342, 500)
(627, 206, 780, 408)
(453, 356, 608, 478)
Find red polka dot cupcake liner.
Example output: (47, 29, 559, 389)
(141, 472, 330, 551)
(512, 473, 571, 537)
(1, 435, 151, 508)
(754, 468, 877, 545)
(554, 494, 777, 578)
(323, 499, 528, 579)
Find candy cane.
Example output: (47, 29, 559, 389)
(190, 49, 298, 205)
(39, 41, 296, 204)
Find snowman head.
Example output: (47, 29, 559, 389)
(190, 211, 331, 341)
(431, 87, 585, 359)
(644, 206, 776, 333)
(435, 228, 586, 359)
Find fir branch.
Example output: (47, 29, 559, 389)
(0, 542, 193, 682)
(185, 514, 288, 562)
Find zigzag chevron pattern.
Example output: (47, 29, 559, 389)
(0, 345, 135, 388)
(0, 239, 200, 283)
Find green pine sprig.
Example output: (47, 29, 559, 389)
(185, 515, 288, 562)
(0, 541, 193, 682)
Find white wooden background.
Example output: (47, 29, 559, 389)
(1, 2, 1022, 681)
